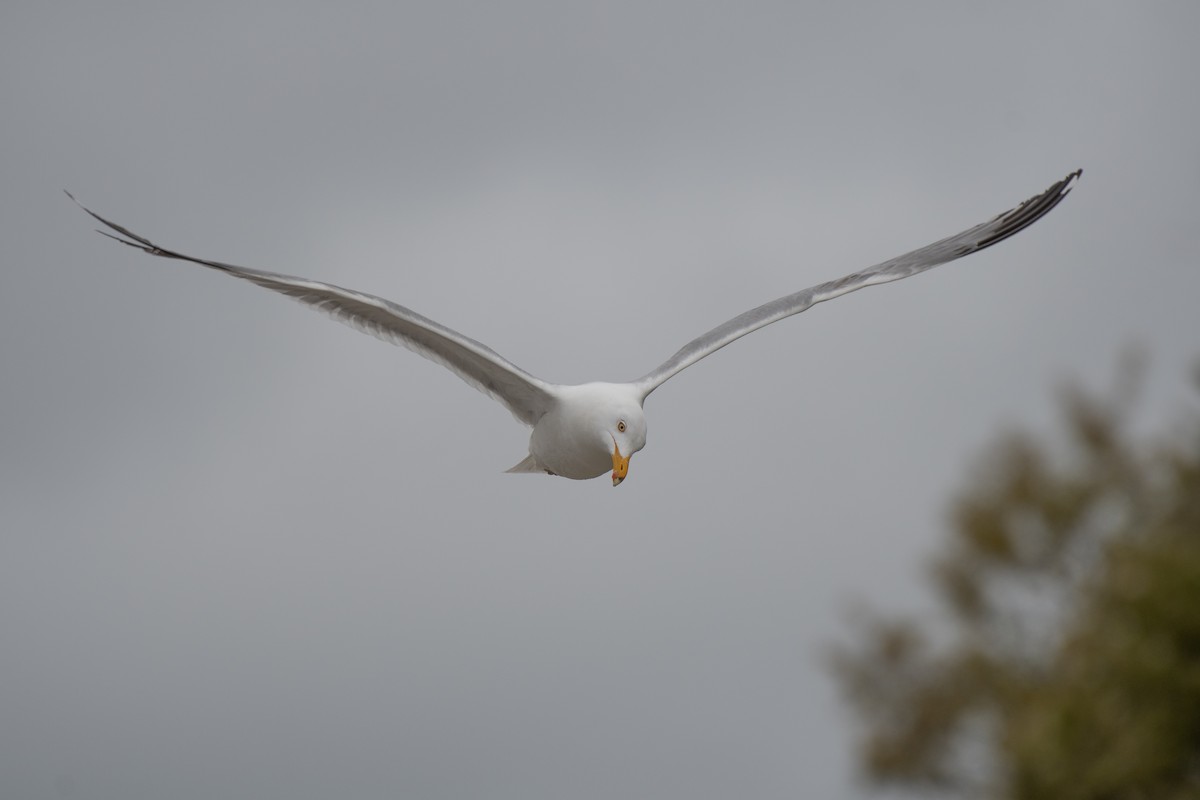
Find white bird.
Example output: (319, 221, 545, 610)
(70, 170, 1080, 486)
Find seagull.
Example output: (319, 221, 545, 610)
(70, 170, 1080, 486)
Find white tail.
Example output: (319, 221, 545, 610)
(504, 454, 545, 474)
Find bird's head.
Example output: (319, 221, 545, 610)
(570, 383, 647, 487)
(548, 382, 648, 486)
(605, 404, 647, 486)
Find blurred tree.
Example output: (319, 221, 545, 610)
(831, 359, 1200, 800)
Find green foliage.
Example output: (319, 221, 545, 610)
(832, 362, 1200, 799)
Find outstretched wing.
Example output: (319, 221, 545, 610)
(633, 170, 1081, 399)
(70, 194, 558, 426)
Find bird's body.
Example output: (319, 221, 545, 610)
(517, 382, 648, 480)
(71, 170, 1080, 486)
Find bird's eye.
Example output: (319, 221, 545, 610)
(617, 420, 627, 433)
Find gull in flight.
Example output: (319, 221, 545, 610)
(70, 170, 1080, 486)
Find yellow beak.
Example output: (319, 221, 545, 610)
(611, 441, 630, 487)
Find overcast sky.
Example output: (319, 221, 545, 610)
(3, 3, 1199, 798)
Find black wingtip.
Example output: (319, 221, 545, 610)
(66, 192, 165, 254)
(64, 189, 91, 215)
(93, 229, 144, 249)
(973, 168, 1082, 251)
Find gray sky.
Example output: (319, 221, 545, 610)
(3, 2, 1198, 798)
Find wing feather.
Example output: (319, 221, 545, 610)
(634, 170, 1081, 398)
(69, 194, 557, 426)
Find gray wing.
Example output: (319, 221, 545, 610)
(633, 170, 1081, 399)
(70, 194, 558, 426)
